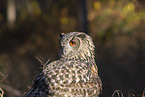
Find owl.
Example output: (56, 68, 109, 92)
(24, 32, 102, 97)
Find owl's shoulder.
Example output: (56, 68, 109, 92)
(42, 59, 89, 74)
(44, 59, 86, 67)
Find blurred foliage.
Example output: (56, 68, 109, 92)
(88, 0, 145, 39)
(0, 0, 145, 97)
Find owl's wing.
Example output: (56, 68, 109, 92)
(23, 73, 49, 97)
(90, 64, 102, 94)
(92, 75, 102, 95)
(24, 61, 102, 97)
(45, 61, 102, 97)
(55, 78, 102, 97)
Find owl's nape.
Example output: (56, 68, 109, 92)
(24, 32, 102, 97)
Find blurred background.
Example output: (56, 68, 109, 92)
(0, 0, 145, 97)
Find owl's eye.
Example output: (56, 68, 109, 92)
(69, 41, 76, 46)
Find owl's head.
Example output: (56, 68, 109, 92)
(60, 32, 95, 60)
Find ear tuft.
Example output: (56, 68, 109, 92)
(60, 33, 65, 38)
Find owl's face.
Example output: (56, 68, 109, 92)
(60, 32, 95, 60)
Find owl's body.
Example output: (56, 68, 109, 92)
(24, 32, 102, 97)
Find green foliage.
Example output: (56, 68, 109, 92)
(89, 0, 145, 39)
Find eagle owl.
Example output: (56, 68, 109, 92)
(24, 32, 102, 97)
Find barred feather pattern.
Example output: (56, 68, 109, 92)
(24, 32, 102, 97)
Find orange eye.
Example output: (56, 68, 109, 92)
(69, 41, 76, 46)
